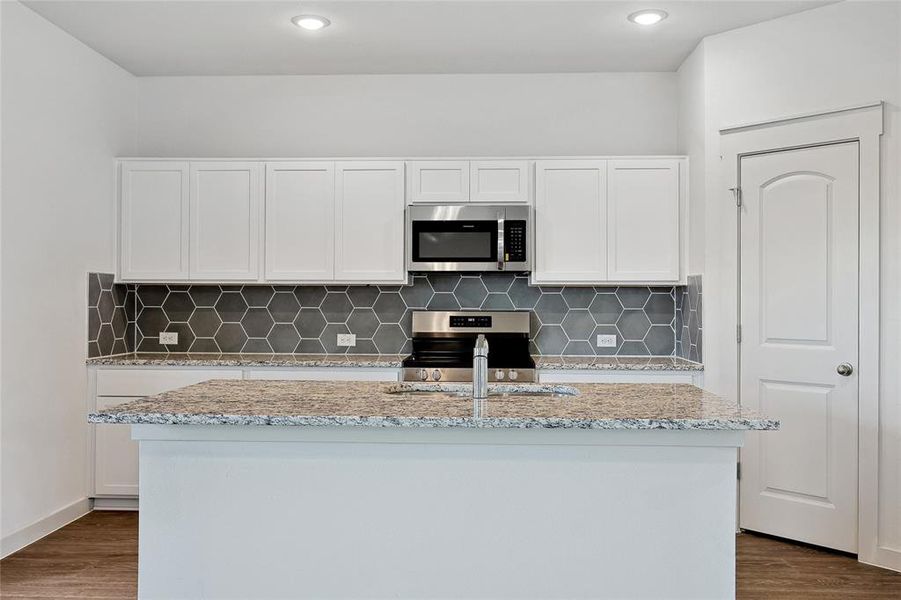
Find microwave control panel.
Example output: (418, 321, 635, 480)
(504, 221, 527, 262)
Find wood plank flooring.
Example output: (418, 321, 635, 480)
(2, 511, 899, 599)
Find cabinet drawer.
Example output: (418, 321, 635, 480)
(245, 368, 399, 382)
(96, 369, 242, 397)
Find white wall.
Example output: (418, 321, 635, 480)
(134, 73, 678, 157)
(678, 0, 901, 570)
(676, 41, 707, 274)
(0, 1, 135, 555)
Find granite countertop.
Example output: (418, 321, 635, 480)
(87, 353, 703, 371)
(85, 353, 406, 368)
(534, 356, 703, 371)
(88, 380, 775, 431)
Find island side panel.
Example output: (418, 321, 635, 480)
(137, 428, 739, 600)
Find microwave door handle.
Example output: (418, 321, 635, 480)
(497, 210, 505, 271)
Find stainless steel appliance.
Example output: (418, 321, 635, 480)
(406, 205, 530, 272)
(402, 311, 536, 383)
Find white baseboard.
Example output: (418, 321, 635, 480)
(861, 545, 901, 574)
(0, 497, 92, 559)
(93, 496, 138, 511)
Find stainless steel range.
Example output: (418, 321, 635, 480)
(401, 311, 536, 383)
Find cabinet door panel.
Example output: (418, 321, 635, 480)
(335, 162, 405, 282)
(470, 160, 530, 203)
(120, 161, 189, 280)
(190, 162, 261, 281)
(409, 161, 469, 203)
(534, 160, 607, 282)
(265, 162, 335, 281)
(94, 396, 139, 496)
(607, 160, 680, 281)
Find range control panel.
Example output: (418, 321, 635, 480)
(449, 315, 492, 328)
(504, 220, 527, 263)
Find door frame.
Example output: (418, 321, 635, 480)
(720, 102, 890, 569)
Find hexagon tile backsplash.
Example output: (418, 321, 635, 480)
(87, 272, 702, 359)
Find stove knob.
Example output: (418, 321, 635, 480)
(418, 369, 429, 381)
(508, 370, 519, 381)
(431, 370, 442, 382)
(495, 370, 505, 380)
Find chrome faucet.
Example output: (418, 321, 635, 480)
(473, 334, 489, 416)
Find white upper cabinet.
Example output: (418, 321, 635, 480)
(470, 160, 530, 203)
(534, 160, 608, 283)
(189, 162, 262, 281)
(335, 161, 406, 282)
(120, 161, 190, 281)
(265, 162, 335, 281)
(408, 161, 470, 203)
(606, 159, 680, 282)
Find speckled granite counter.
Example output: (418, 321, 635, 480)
(87, 352, 703, 371)
(535, 356, 703, 371)
(86, 352, 404, 368)
(88, 379, 774, 430)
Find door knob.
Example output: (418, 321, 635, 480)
(837, 363, 854, 376)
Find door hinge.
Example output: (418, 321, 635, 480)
(736, 324, 742, 344)
(737, 463, 742, 480)
(729, 186, 742, 207)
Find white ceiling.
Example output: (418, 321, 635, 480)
(24, 1, 834, 76)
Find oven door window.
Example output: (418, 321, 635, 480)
(411, 221, 497, 262)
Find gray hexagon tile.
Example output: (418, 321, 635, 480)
(321, 323, 351, 353)
(347, 286, 380, 308)
(295, 286, 327, 308)
(534, 326, 568, 355)
(295, 308, 327, 339)
(616, 287, 651, 309)
(373, 323, 406, 354)
(399, 277, 433, 309)
(588, 294, 622, 325)
(617, 310, 652, 341)
(454, 277, 488, 309)
(320, 293, 353, 323)
(373, 293, 406, 323)
(215, 323, 247, 352)
(189, 285, 221, 308)
(347, 309, 380, 339)
(534, 294, 567, 325)
(268, 293, 301, 323)
(100, 274, 692, 358)
(268, 324, 300, 353)
(242, 308, 275, 338)
(215, 293, 248, 323)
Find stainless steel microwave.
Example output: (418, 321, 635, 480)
(406, 205, 531, 272)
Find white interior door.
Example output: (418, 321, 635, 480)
(739, 142, 859, 552)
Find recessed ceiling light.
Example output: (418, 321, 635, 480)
(291, 14, 330, 31)
(627, 9, 668, 26)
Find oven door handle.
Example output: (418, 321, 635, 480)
(497, 210, 505, 271)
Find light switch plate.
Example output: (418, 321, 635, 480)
(596, 334, 617, 348)
(159, 332, 179, 345)
(337, 333, 356, 347)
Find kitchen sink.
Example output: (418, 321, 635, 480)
(385, 382, 580, 397)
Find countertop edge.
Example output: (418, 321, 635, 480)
(88, 413, 776, 431)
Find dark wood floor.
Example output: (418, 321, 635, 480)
(2, 511, 899, 599)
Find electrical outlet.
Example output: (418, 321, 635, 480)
(337, 333, 356, 347)
(159, 332, 179, 345)
(596, 334, 617, 348)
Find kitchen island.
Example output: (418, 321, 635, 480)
(89, 380, 776, 600)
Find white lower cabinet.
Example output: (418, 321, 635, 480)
(245, 368, 400, 382)
(92, 369, 243, 499)
(94, 396, 141, 497)
(91, 366, 401, 499)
